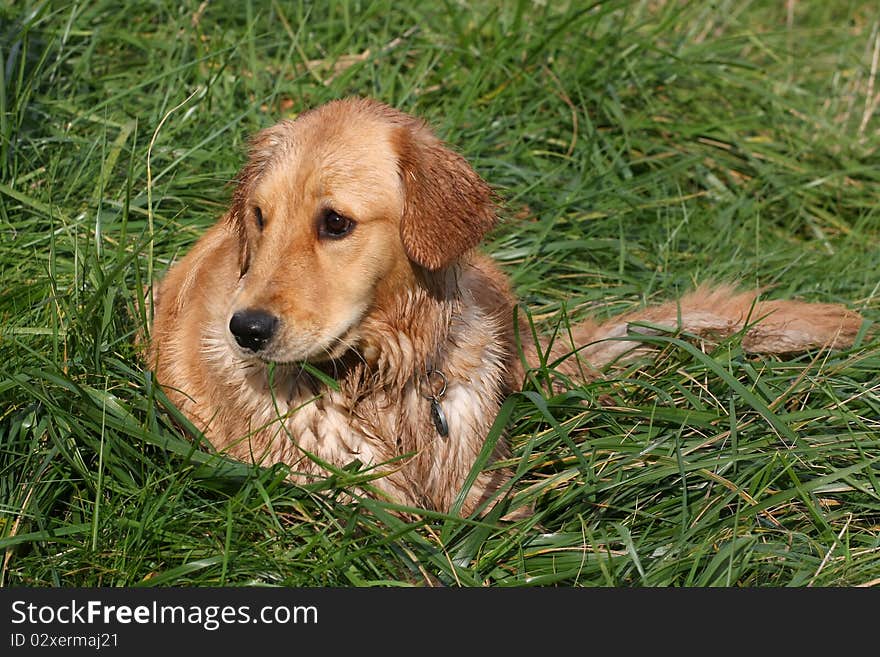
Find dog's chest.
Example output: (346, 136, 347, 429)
(268, 367, 502, 467)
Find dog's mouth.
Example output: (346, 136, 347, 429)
(256, 335, 356, 366)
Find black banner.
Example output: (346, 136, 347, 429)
(0, 587, 873, 652)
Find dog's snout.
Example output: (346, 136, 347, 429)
(229, 309, 278, 352)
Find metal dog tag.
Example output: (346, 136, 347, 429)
(430, 398, 449, 438)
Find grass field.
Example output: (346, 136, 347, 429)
(1, 0, 879, 587)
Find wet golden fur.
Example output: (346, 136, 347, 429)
(148, 97, 864, 515)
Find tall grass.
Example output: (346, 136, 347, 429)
(1, 0, 878, 587)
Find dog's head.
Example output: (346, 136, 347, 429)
(224, 97, 497, 363)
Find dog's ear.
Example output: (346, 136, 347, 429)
(227, 122, 291, 276)
(394, 122, 497, 270)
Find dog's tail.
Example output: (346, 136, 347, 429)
(536, 284, 866, 381)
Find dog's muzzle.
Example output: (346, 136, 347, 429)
(229, 309, 279, 353)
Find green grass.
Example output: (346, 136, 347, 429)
(1, 0, 879, 587)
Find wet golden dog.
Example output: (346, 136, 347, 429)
(148, 97, 863, 515)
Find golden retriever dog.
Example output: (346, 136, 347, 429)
(148, 97, 864, 516)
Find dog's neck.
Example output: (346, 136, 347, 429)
(356, 264, 462, 392)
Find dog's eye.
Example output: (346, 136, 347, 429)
(253, 206, 265, 231)
(318, 209, 355, 239)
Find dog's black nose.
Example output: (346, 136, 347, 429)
(229, 309, 278, 352)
